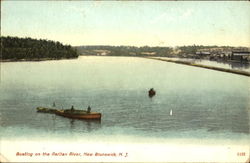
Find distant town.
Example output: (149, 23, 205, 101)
(75, 45, 250, 63)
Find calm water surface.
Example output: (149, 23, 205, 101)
(0, 56, 249, 142)
(158, 57, 250, 72)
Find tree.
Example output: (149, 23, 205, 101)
(1, 36, 79, 60)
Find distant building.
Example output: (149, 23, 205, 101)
(94, 50, 110, 56)
(231, 51, 250, 62)
(196, 51, 211, 56)
(222, 51, 232, 56)
(141, 52, 156, 55)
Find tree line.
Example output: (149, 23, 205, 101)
(76, 45, 174, 57)
(75, 45, 227, 57)
(1, 36, 78, 60)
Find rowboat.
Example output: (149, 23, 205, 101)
(55, 109, 102, 120)
(36, 107, 102, 120)
(148, 88, 156, 97)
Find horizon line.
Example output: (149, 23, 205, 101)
(2, 35, 250, 48)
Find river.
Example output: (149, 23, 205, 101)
(0, 56, 249, 162)
(156, 57, 250, 72)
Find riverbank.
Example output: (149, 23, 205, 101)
(0, 57, 78, 62)
(147, 57, 250, 77)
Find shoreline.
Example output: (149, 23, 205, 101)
(1, 56, 250, 77)
(147, 57, 250, 77)
(0, 57, 78, 62)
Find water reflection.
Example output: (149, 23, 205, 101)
(68, 118, 101, 132)
(70, 119, 75, 129)
(169, 57, 250, 72)
(230, 62, 250, 69)
(52, 114, 56, 132)
(195, 59, 250, 71)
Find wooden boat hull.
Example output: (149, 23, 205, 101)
(55, 110, 102, 120)
(148, 91, 156, 97)
(36, 107, 102, 120)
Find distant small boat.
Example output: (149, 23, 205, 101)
(148, 88, 156, 97)
(170, 109, 172, 116)
(36, 107, 101, 120)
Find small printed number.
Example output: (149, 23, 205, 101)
(237, 152, 245, 156)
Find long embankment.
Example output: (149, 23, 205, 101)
(0, 57, 78, 62)
(147, 57, 250, 77)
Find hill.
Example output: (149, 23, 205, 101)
(1, 36, 78, 61)
(75, 45, 173, 57)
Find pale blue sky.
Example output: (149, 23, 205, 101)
(2, 1, 250, 47)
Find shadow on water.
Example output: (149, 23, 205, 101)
(191, 58, 250, 71)
(230, 62, 250, 69)
(209, 60, 250, 69)
(68, 118, 101, 132)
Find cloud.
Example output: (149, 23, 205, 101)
(150, 13, 175, 24)
(181, 9, 194, 19)
(150, 8, 194, 24)
(66, 5, 86, 18)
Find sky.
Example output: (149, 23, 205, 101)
(1, 1, 250, 47)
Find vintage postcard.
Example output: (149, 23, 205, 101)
(0, 1, 249, 162)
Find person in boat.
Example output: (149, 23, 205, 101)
(71, 105, 74, 112)
(87, 106, 91, 113)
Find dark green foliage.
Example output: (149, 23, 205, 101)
(75, 45, 225, 57)
(178, 45, 219, 54)
(75, 45, 173, 57)
(0, 36, 78, 60)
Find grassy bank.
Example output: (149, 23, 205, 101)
(147, 57, 250, 77)
(0, 57, 79, 62)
